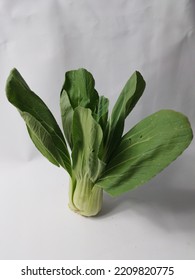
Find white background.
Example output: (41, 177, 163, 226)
(0, 0, 195, 259)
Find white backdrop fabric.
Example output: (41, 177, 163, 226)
(0, 0, 195, 259)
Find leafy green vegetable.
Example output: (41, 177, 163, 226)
(96, 110, 192, 196)
(6, 68, 193, 216)
(6, 68, 71, 175)
(105, 71, 145, 161)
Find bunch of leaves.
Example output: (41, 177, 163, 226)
(6, 68, 193, 215)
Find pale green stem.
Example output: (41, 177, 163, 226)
(68, 174, 103, 217)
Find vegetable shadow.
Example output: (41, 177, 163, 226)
(98, 159, 195, 232)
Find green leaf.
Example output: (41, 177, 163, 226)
(6, 68, 72, 174)
(60, 89, 74, 148)
(94, 95, 109, 131)
(105, 71, 146, 161)
(93, 96, 109, 150)
(96, 110, 193, 196)
(72, 107, 105, 182)
(61, 68, 99, 112)
(24, 112, 60, 167)
(60, 68, 100, 150)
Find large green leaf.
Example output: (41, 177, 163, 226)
(105, 71, 146, 161)
(96, 110, 193, 196)
(60, 68, 100, 150)
(6, 68, 72, 174)
(72, 107, 105, 182)
(61, 68, 99, 112)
